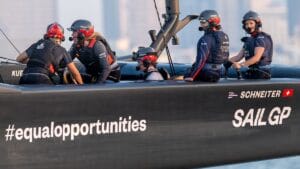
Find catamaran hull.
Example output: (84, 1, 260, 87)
(0, 79, 299, 169)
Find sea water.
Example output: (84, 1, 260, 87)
(203, 156, 300, 169)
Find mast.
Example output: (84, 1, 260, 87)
(135, 0, 198, 58)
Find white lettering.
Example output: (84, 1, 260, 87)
(5, 116, 147, 142)
(233, 106, 292, 128)
(11, 70, 23, 77)
(232, 109, 244, 128)
(268, 107, 281, 125)
(240, 90, 282, 99)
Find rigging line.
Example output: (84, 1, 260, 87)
(0, 27, 21, 54)
(153, 0, 176, 76)
(0, 56, 17, 62)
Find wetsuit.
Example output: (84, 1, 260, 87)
(20, 39, 72, 85)
(69, 40, 110, 83)
(243, 32, 273, 79)
(186, 30, 229, 82)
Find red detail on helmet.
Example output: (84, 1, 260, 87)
(208, 16, 221, 25)
(141, 55, 158, 64)
(47, 23, 64, 40)
(78, 26, 94, 38)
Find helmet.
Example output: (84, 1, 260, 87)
(45, 23, 65, 41)
(199, 10, 221, 27)
(67, 19, 94, 38)
(141, 55, 158, 67)
(242, 11, 262, 28)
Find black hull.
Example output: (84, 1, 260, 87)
(0, 79, 299, 169)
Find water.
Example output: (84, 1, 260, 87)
(203, 156, 300, 169)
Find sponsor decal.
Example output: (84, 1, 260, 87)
(4, 116, 147, 143)
(282, 89, 294, 98)
(228, 92, 238, 99)
(232, 106, 291, 128)
(11, 70, 23, 77)
(228, 89, 295, 99)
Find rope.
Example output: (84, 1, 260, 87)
(153, 0, 176, 76)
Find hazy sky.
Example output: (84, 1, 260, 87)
(57, 0, 103, 48)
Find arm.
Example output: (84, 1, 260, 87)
(94, 42, 110, 82)
(237, 35, 267, 68)
(185, 38, 210, 82)
(239, 47, 265, 67)
(229, 48, 244, 63)
(67, 62, 83, 85)
(16, 51, 29, 64)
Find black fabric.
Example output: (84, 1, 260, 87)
(158, 67, 170, 80)
(188, 30, 229, 81)
(21, 39, 72, 85)
(96, 35, 117, 63)
(194, 68, 221, 82)
(19, 74, 53, 85)
(207, 31, 230, 64)
(254, 32, 273, 66)
(243, 37, 255, 61)
(243, 32, 273, 66)
(69, 41, 110, 83)
(107, 66, 121, 82)
(243, 67, 271, 79)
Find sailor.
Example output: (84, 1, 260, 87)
(229, 11, 273, 79)
(136, 55, 164, 81)
(16, 23, 83, 85)
(184, 10, 229, 82)
(68, 19, 120, 83)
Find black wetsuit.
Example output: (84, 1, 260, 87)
(20, 39, 72, 85)
(243, 32, 273, 79)
(69, 40, 111, 83)
(186, 30, 229, 82)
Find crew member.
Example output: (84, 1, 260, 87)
(68, 19, 120, 83)
(16, 23, 83, 85)
(184, 10, 229, 82)
(229, 11, 273, 79)
(136, 55, 164, 81)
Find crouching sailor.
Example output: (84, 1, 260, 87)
(16, 23, 83, 85)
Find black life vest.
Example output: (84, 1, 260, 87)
(207, 31, 230, 64)
(243, 36, 255, 61)
(243, 32, 273, 66)
(257, 32, 273, 66)
(26, 39, 58, 75)
(94, 36, 117, 65)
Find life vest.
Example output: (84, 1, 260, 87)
(88, 37, 116, 65)
(206, 31, 230, 64)
(26, 39, 58, 75)
(243, 37, 255, 61)
(243, 32, 273, 66)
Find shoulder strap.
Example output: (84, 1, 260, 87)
(88, 38, 97, 48)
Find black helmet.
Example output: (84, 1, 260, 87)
(199, 10, 221, 26)
(242, 11, 262, 27)
(67, 19, 94, 38)
(199, 10, 221, 31)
